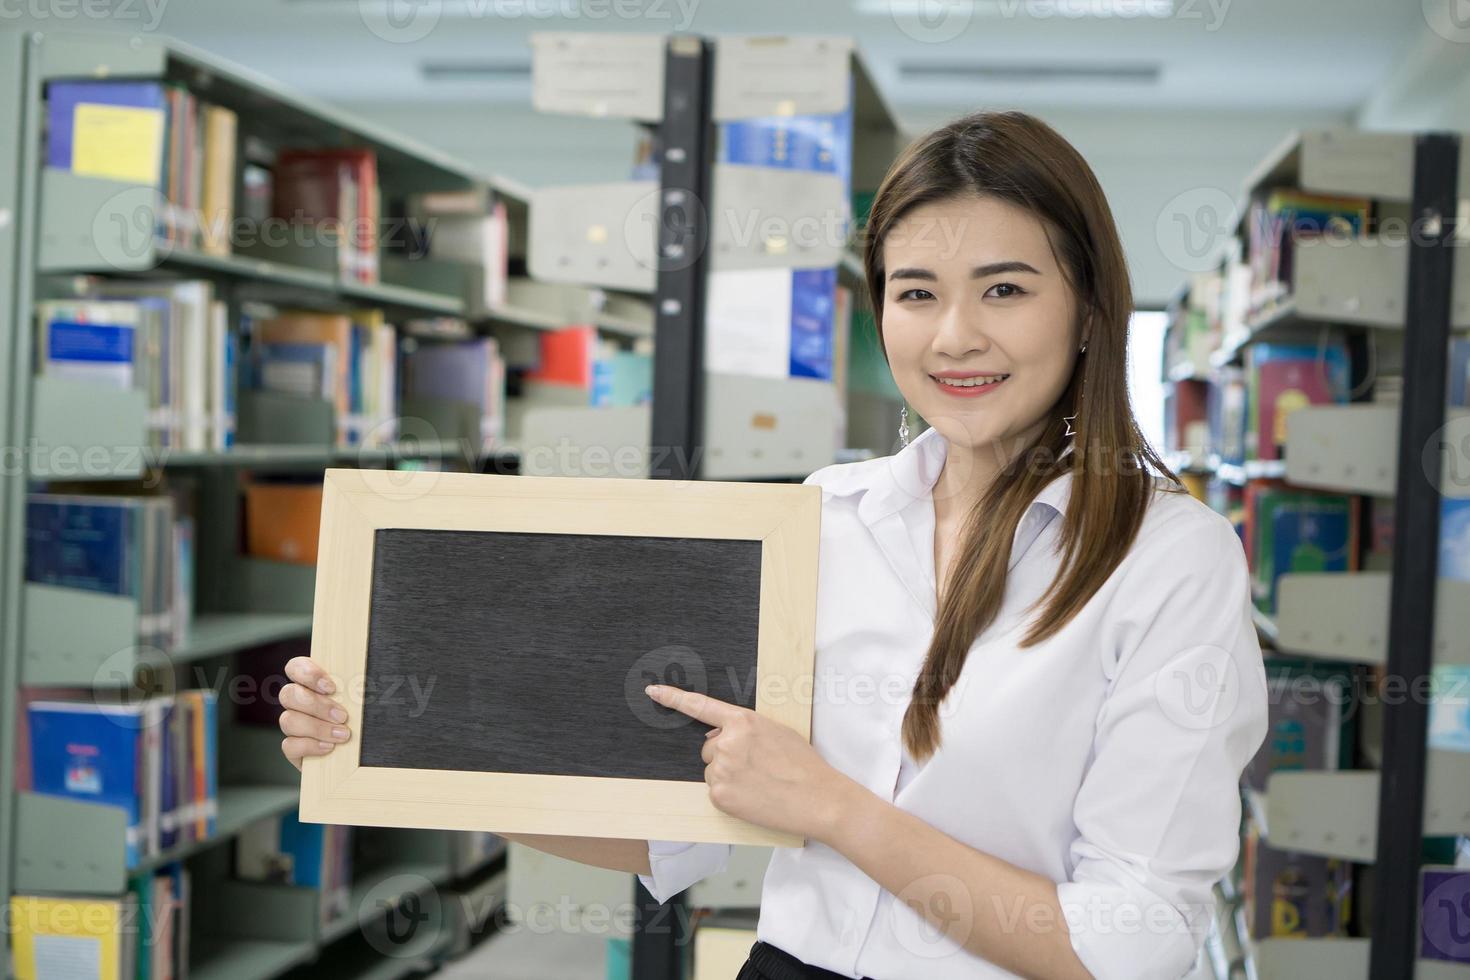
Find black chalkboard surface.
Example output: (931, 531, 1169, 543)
(359, 527, 763, 781)
(298, 468, 819, 845)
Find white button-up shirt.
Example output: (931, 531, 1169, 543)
(638, 425, 1268, 980)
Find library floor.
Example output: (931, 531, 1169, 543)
(432, 928, 1217, 979)
(439, 928, 608, 979)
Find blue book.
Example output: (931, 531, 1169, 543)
(590, 352, 653, 408)
(252, 342, 337, 400)
(46, 81, 168, 177)
(1449, 338, 1470, 408)
(236, 808, 327, 886)
(201, 690, 219, 836)
(159, 701, 178, 851)
(403, 340, 490, 404)
(1270, 501, 1354, 608)
(789, 268, 838, 380)
(28, 698, 153, 868)
(35, 300, 142, 389)
(25, 494, 138, 597)
(224, 331, 239, 448)
(1442, 497, 1470, 582)
(719, 83, 854, 194)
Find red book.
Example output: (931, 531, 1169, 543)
(526, 325, 597, 388)
(272, 148, 379, 283)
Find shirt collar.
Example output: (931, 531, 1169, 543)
(821, 425, 1075, 527)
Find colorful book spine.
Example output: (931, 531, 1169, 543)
(26, 699, 151, 868)
(35, 301, 142, 390)
(1420, 866, 1470, 963)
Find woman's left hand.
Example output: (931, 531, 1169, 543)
(644, 683, 855, 842)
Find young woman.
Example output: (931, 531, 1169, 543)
(279, 110, 1268, 980)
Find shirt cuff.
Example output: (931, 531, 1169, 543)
(1054, 879, 1213, 980)
(636, 840, 731, 905)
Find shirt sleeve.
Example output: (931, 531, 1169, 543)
(636, 839, 733, 904)
(1054, 512, 1269, 980)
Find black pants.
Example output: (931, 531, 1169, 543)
(735, 940, 876, 980)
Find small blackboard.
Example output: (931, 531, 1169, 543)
(359, 527, 763, 781)
(299, 468, 820, 846)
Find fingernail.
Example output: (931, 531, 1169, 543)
(317, 741, 333, 751)
(330, 707, 347, 723)
(332, 727, 349, 740)
(317, 679, 334, 694)
(645, 684, 661, 698)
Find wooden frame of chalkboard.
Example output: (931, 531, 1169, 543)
(298, 467, 821, 847)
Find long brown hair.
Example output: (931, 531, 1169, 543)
(862, 110, 1185, 762)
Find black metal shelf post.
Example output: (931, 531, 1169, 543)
(1370, 131, 1461, 979)
(634, 33, 716, 980)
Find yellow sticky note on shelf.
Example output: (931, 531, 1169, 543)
(71, 102, 165, 185)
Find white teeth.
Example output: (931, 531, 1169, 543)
(936, 375, 1008, 388)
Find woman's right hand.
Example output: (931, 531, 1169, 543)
(279, 656, 352, 772)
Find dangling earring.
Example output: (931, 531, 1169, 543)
(898, 404, 910, 448)
(1063, 340, 1087, 438)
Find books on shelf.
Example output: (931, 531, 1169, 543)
(25, 691, 218, 870)
(517, 326, 653, 408)
(1164, 378, 1209, 458)
(1244, 661, 1354, 793)
(132, 862, 191, 980)
(1206, 366, 1247, 465)
(35, 286, 237, 453)
(25, 492, 193, 651)
(272, 147, 380, 284)
(1444, 496, 1470, 582)
(1450, 338, 1470, 408)
(407, 190, 510, 311)
(34, 300, 144, 390)
(248, 310, 398, 448)
(1428, 665, 1470, 754)
(244, 480, 323, 566)
(9, 861, 193, 980)
(1243, 484, 1358, 614)
(1244, 341, 1350, 461)
(1244, 189, 1370, 317)
(9, 892, 137, 980)
(45, 80, 238, 255)
(1420, 866, 1470, 963)
(525, 324, 596, 388)
(236, 809, 352, 929)
(591, 350, 653, 408)
(1243, 824, 1353, 940)
(705, 267, 840, 381)
(400, 335, 506, 448)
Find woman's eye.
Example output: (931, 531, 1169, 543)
(897, 288, 934, 302)
(987, 282, 1026, 299)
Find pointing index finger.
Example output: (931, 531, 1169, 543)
(646, 685, 742, 727)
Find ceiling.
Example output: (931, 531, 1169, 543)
(6, 0, 1428, 116)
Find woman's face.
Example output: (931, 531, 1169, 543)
(880, 193, 1085, 456)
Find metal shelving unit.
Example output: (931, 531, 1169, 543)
(512, 30, 903, 979)
(0, 29, 523, 978)
(1165, 128, 1469, 980)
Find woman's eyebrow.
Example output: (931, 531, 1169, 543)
(887, 260, 1041, 282)
(971, 260, 1041, 278)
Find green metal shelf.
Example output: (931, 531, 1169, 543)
(175, 613, 313, 665)
(190, 937, 320, 980)
(136, 784, 303, 876)
(320, 859, 455, 945)
(14, 783, 300, 895)
(21, 585, 314, 686)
